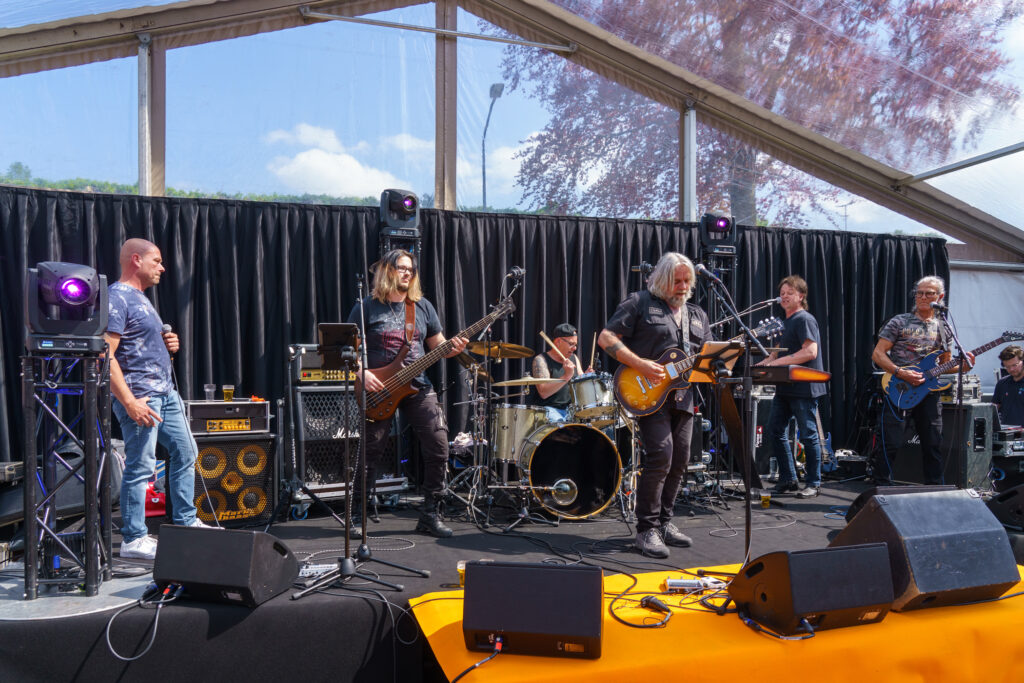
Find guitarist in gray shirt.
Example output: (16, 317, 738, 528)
(346, 249, 468, 537)
(870, 276, 973, 485)
(599, 252, 712, 558)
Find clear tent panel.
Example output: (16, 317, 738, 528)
(164, 6, 437, 203)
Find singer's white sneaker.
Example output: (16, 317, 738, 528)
(186, 518, 220, 529)
(120, 535, 158, 560)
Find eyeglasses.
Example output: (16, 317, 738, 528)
(913, 290, 940, 298)
(1004, 359, 1023, 371)
(394, 266, 415, 274)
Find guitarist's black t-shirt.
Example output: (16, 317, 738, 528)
(347, 297, 442, 389)
(604, 290, 712, 414)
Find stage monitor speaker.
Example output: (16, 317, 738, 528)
(727, 544, 893, 636)
(191, 433, 276, 527)
(893, 402, 995, 488)
(153, 524, 298, 607)
(845, 484, 955, 522)
(829, 488, 1020, 610)
(988, 484, 1024, 531)
(463, 561, 603, 659)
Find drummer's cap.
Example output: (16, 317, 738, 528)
(550, 323, 577, 339)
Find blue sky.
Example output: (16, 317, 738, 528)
(1, 1, 1023, 231)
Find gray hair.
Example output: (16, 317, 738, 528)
(916, 275, 945, 296)
(647, 252, 695, 305)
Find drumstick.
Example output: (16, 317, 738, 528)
(539, 331, 569, 363)
(589, 332, 597, 370)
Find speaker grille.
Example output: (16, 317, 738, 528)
(193, 435, 275, 526)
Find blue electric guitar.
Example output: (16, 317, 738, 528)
(882, 331, 1024, 410)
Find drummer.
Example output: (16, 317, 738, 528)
(529, 323, 593, 421)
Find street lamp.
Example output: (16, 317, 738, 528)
(481, 82, 504, 210)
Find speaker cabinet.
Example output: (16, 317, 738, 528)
(463, 561, 603, 659)
(192, 433, 276, 527)
(830, 488, 1020, 610)
(845, 484, 955, 522)
(727, 545, 893, 635)
(153, 525, 298, 607)
(988, 484, 1024, 530)
(893, 402, 995, 488)
(291, 386, 403, 500)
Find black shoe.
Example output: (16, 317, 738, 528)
(660, 522, 693, 547)
(773, 481, 799, 494)
(634, 529, 670, 559)
(415, 513, 453, 538)
(796, 486, 820, 499)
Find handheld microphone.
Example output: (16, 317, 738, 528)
(508, 266, 526, 279)
(695, 263, 725, 286)
(630, 262, 654, 275)
(930, 301, 948, 312)
(162, 323, 175, 358)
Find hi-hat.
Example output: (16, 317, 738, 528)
(492, 376, 552, 387)
(454, 352, 493, 382)
(466, 341, 534, 359)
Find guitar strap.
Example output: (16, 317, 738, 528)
(404, 299, 416, 345)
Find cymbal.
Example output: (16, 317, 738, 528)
(453, 352, 493, 382)
(466, 341, 534, 359)
(492, 376, 552, 387)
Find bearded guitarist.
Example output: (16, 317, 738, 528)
(345, 249, 468, 538)
(598, 253, 712, 559)
(870, 276, 974, 486)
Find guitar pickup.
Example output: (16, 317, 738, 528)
(634, 376, 649, 394)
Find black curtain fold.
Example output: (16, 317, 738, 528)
(1, 186, 948, 464)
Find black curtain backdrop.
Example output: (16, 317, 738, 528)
(0, 186, 949, 465)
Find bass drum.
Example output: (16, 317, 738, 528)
(518, 423, 621, 519)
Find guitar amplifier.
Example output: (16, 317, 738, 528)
(187, 400, 270, 435)
(294, 344, 357, 384)
(937, 374, 982, 404)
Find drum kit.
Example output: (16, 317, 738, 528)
(448, 339, 639, 528)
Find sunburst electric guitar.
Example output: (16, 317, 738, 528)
(613, 317, 784, 416)
(360, 296, 516, 421)
(881, 330, 1024, 410)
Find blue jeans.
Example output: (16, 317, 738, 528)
(113, 392, 198, 542)
(767, 396, 822, 488)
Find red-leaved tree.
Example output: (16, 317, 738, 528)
(497, 0, 1022, 225)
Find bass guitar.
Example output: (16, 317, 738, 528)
(882, 330, 1024, 410)
(361, 296, 516, 421)
(613, 317, 784, 416)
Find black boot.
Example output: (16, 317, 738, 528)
(415, 493, 453, 538)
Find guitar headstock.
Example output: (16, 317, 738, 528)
(493, 295, 517, 320)
(754, 316, 784, 341)
(1002, 331, 1024, 343)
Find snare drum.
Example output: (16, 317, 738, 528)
(491, 404, 547, 462)
(568, 372, 617, 427)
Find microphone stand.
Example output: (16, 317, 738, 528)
(704, 280, 768, 559)
(710, 297, 777, 330)
(935, 307, 968, 487)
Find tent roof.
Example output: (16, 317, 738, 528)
(2, 0, 1023, 260)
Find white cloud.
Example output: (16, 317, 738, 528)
(381, 133, 433, 156)
(267, 148, 407, 197)
(264, 123, 349, 154)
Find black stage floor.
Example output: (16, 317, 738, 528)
(0, 476, 877, 682)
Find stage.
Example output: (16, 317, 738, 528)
(0, 480, 1021, 682)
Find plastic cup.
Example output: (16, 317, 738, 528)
(457, 560, 466, 587)
(222, 385, 235, 402)
(203, 383, 216, 401)
(760, 489, 772, 509)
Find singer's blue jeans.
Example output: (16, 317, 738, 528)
(113, 392, 198, 543)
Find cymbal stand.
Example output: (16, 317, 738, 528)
(441, 371, 490, 524)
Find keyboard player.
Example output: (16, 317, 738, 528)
(756, 275, 828, 498)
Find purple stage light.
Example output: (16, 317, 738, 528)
(59, 277, 91, 305)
